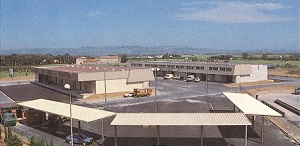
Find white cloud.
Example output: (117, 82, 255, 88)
(85, 10, 105, 18)
(175, 1, 293, 23)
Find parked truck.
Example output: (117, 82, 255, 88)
(133, 88, 152, 97)
(0, 112, 17, 127)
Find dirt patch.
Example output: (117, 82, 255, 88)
(269, 68, 300, 78)
(81, 91, 130, 100)
(0, 75, 35, 82)
(239, 85, 298, 95)
(225, 80, 276, 87)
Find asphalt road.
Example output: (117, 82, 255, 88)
(3, 78, 298, 146)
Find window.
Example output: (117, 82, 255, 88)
(196, 66, 204, 70)
(187, 66, 193, 69)
(209, 67, 219, 71)
(226, 68, 232, 71)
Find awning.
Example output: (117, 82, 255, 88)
(18, 99, 116, 122)
(111, 113, 251, 126)
(222, 92, 282, 116)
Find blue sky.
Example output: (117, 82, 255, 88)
(0, 0, 299, 52)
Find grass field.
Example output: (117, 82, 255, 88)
(0, 71, 34, 78)
(230, 60, 299, 67)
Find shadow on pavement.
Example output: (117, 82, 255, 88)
(103, 137, 228, 146)
(218, 125, 260, 138)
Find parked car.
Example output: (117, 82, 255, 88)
(186, 75, 195, 82)
(295, 86, 300, 95)
(172, 75, 180, 80)
(123, 92, 134, 97)
(194, 77, 200, 82)
(164, 74, 174, 79)
(66, 133, 94, 145)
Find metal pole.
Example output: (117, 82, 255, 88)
(114, 126, 117, 146)
(201, 126, 203, 146)
(261, 116, 264, 143)
(186, 58, 188, 87)
(78, 121, 81, 134)
(205, 62, 208, 95)
(102, 119, 105, 145)
(69, 88, 73, 146)
(155, 69, 158, 113)
(157, 125, 160, 146)
(245, 125, 248, 146)
(252, 116, 255, 133)
(104, 68, 107, 105)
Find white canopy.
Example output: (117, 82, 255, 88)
(18, 99, 116, 122)
(222, 92, 282, 116)
(111, 113, 251, 126)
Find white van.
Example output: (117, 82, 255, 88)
(295, 86, 300, 95)
(164, 74, 174, 79)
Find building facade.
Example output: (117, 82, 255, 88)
(76, 56, 120, 65)
(33, 65, 154, 97)
(130, 61, 268, 83)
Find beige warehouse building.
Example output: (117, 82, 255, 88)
(33, 65, 155, 97)
(131, 61, 268, 83)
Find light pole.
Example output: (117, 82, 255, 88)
(185, 58, 188, 87)
(205, 61, 208, 95)
(104, 68, 107, 106)
(64, 83, 73, 146)
(151, 67, 160, 146)
(151, 68, 160, 113)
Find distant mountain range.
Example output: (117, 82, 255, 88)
(1, 46, 298, 56)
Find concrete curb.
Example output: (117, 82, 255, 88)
(266, 116, 300, 145)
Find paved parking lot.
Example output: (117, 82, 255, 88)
(2, 78, 299, 145)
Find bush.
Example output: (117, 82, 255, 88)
(6, 128, 23, 146)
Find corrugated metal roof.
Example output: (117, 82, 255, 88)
(18, 99, 116, 122)
(222, 92, 282, 116)
(111, 113, 251, 126)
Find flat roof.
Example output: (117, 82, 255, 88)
(18, 99, 116, 122)
(222, 92, 282, 116)
(35, 65, 137, 73)
(111, 113, 251, 126)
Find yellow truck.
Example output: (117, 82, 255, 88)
(133, 88, 152, 97)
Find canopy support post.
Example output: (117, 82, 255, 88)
(261, 116, 264, 143)
(245, 125, 248, 146)
(201, 126, 204, 146)
(114, 125, 117, 146)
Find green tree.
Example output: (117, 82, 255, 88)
(191, 56, 200, 62)
(242, 53, 249, 60)
(121, 55, 128, 63)
(29, 136, 45, 146)
(6, 128, 23, 146)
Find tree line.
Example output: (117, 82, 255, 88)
(209, 53, 300, 61)
(0, 53, 77, 66)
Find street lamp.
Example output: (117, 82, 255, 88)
(151, 68, 160, 113)
(104, 68, 107, 106)
(151, 67, 160, 146)
(64, 83, 73, 146)
(185, 58, 189, 87)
